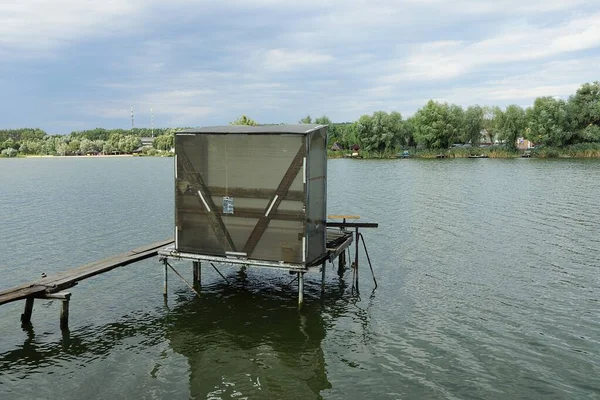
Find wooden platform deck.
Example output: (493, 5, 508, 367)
(0, 239, 173, 306)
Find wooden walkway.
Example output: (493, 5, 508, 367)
(0, 239, 173, 306)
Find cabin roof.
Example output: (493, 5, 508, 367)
(178, 124, 326, 135)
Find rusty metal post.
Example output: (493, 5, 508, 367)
(163, 261, 168, 297)
(192, 261, 201, 287)
(354, 227, 360, 293)
(321, 261, 326, 293)
(298, 272, 304, 309)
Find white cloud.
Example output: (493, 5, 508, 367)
(380, 12, 600, 82)
(3, 0, 600, 129)
(257, 49, 334, 71)
(0, 0, 141, 55)
(405, 58, 600, 111)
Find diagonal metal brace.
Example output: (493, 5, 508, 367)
(178, 150, 237, 252)
(242, 142, 306, 256)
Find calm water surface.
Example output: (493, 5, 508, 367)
(0, 157, 599, 399)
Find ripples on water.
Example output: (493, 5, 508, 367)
(0, 157, 599, 399)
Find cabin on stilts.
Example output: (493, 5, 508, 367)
(159, 124, 377, 307)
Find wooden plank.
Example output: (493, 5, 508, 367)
(47, 239, 173, 292)
(327, 235, 353, 260)
(327, 215, 360, 220)
(242, 142, 306, 256)
(0, 239, 173, 306)
(177, 150, 237, 252)
(0, 285, 46, 306)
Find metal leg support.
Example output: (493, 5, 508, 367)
(163, 261, 168, 297)
(298, 272, 304, 309)
(192, 261, 201, 287)
(353, 227, 360, 294)
(321, 261, 326, 293)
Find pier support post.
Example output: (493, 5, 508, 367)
(338, 250, 346, 275)
(353, 228, 360, 294)
(42, 292, 72, 330)
(321, 262, 326, 293)
(21, 297, 34, 325)
(60, 296, 70, 331)
(163, 262, 168, 297)
(192, 261, 201, 287)
(298, 272, 304, 309)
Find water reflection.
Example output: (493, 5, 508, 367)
(164, 272, 348, 399)
(0, 267, 364, 399)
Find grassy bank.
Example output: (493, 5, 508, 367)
(328, 143, 600, 159)
(531, 143, 600, 158)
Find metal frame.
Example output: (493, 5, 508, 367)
(159, 228, 356, 309)
(159, 246, 315, 272)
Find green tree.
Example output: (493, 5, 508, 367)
(462, 105, 484, 146)
(299, 115, 312, 124)
(56, 141, 69, 156)
(413, 101, 462, 149)
(19, 140, 42, 155)
(108, 133, 123, 148)
(402, 117, 416, 148)
(567, 81, 600, 142)
(526, 97, 570, 146)
(80, 138, 94, 154)
(314, 116, 331, 125)
(356, 111, 405, 152)
(231, 115, 258, 126)
(68, 139, 80, 154)
(448, 104, 465, 144)
(335, 123, 358, 149)
(1, 138, 17, 151)
(1, 148, 17, 157)
(118, 135, 141, 153)
(482, 106, 501, 144)
(153, 134, 174, 151)
(496, 105, 526, 149)
(102, 142, 115, 154)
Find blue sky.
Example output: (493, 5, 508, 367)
(1, 0, 599, 133)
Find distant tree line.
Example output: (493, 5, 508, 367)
(0, 127, 180, 157)
(231, 82, 599, 156)
(2, 82, 598, 158)
(307, 82, 598, 153)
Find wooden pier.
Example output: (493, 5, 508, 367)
(0, 239, 173, 327)
(0, 220, 377, 329)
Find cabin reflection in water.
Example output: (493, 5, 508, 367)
(0, 272, 357, 399)
(165, 273, 347, 399)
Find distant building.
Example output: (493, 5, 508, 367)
(140, 137, 155, 147)
(480, 129, 494, 145)
(330, 142, 343, 151)
(517, 137, 534, 150)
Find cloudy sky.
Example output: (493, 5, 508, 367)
(1, 0, 599, 133)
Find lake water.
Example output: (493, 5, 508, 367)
(0, 157, 599, 399)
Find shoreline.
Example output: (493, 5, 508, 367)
(23, 154, 135, 158)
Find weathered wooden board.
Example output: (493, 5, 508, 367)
(0, 239, 173, 306)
